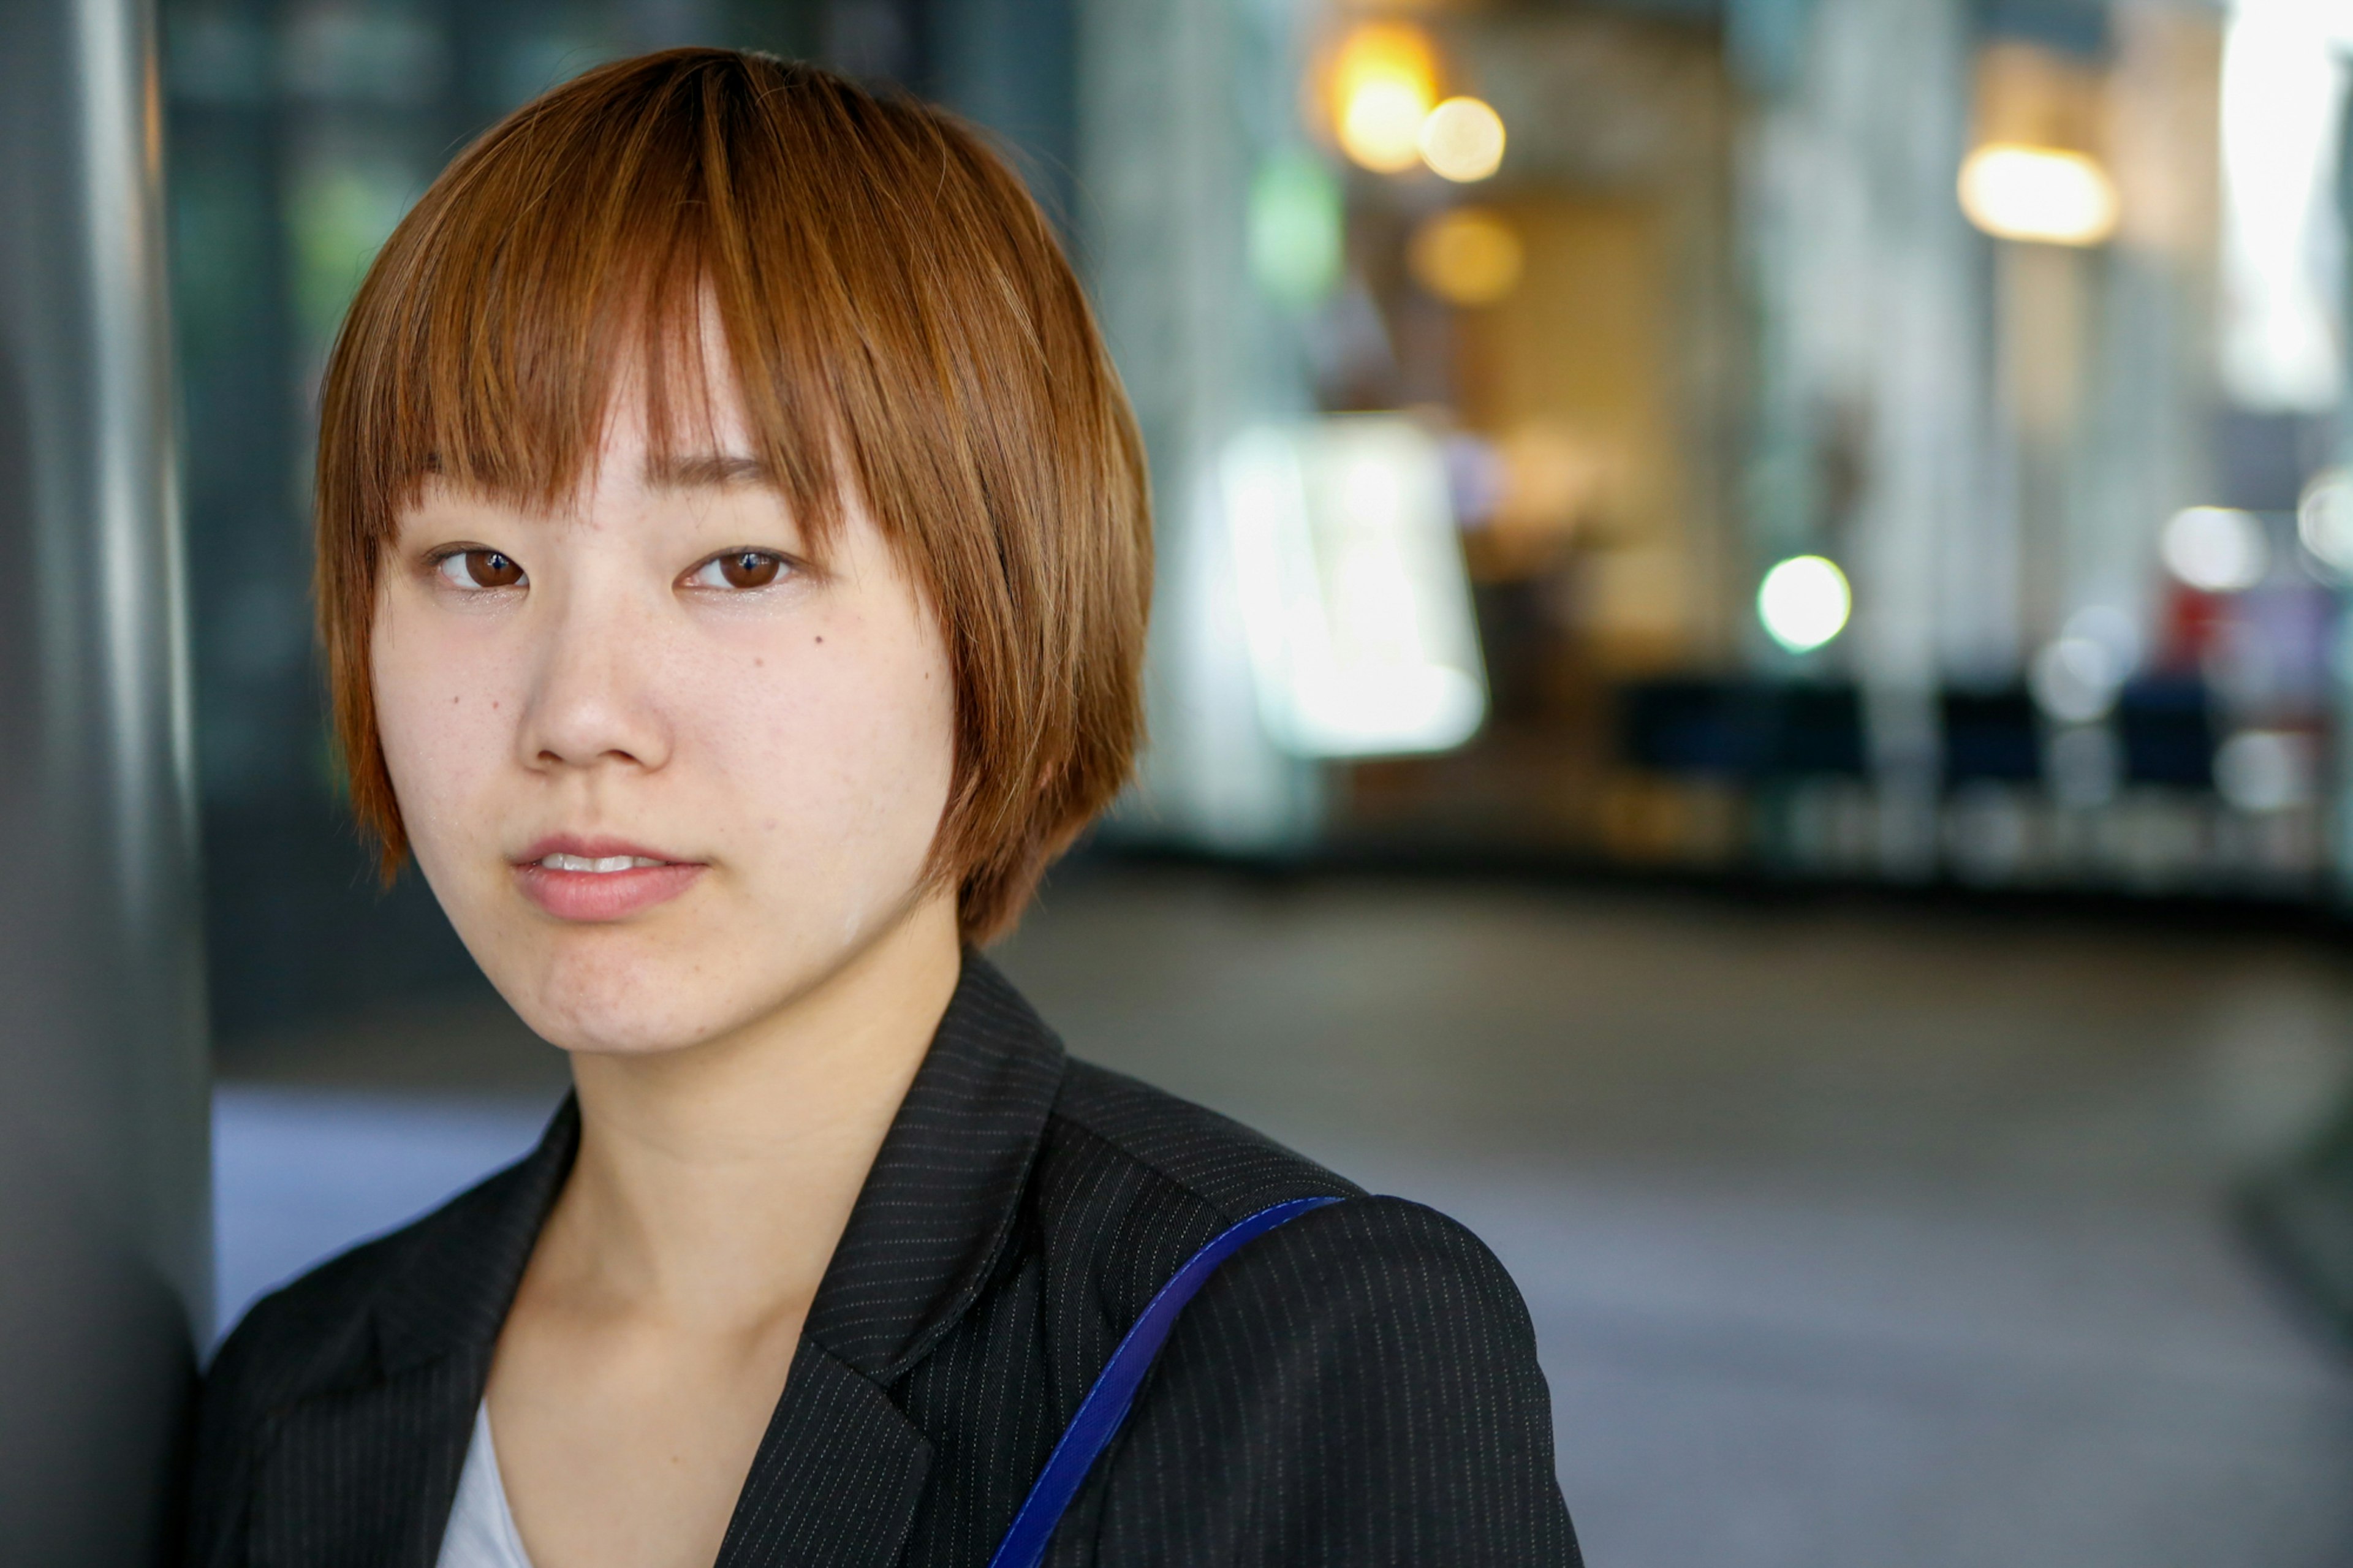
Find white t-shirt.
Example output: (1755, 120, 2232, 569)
(436, 1401, 536, 1568)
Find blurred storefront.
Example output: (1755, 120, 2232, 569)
(161, 0, 2353, 1034)
(1123, 0, 2353, 908)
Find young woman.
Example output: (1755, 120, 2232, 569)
(187, 49, 1578, 1568)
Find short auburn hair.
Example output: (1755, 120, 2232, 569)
(317, 48, 1151, 942)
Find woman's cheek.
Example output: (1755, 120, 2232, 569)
(375, 642, 510, 863)
(705, 635, 947, 866)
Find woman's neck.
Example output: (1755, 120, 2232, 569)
(542, 890, 965, 1333)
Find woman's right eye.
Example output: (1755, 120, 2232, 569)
(433, 549, 526, 591)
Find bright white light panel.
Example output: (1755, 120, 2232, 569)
(1220, 415, 1488, 758)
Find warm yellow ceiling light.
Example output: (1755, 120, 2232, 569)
(1330, 22, 1440, 173)
(1419, 96, 1505, 182)
(1409, 208, 1523, 306)
(1957, 143, 2119, 246)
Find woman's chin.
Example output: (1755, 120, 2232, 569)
(492, 960, 732, 1061)
(525, 1009, 716, 1062)
(472, 885, 950, 1063)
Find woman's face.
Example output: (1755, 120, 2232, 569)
(371, 385, 957, 1057)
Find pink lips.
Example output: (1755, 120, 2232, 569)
(512, 835, 706, 922)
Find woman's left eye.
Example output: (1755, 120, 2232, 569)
(686, 550, 789, 591)
(433, 548, 525, 590)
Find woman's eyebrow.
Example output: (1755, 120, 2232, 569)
(643, 452, 775, 489)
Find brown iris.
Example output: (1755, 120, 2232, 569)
(716, 550, 782, 589)
(461, 549, 523, 588)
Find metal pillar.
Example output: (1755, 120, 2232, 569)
(0, 0, 212, 1560)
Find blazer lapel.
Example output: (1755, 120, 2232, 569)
(245, 1348, 490, 1568)
(247, 1102, 580, 1568)
(721, 953, 1067, 1567)
(798, 954, 1066, 1381)
(713, 1342, 933, 1568)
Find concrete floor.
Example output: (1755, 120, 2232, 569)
(214, 865, 2353, 1567)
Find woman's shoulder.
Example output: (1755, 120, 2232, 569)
(1033, 1062, 1576, 1563)
(1034, 1058, 1525, 1328)
(1044, 1056, 1362, 1212)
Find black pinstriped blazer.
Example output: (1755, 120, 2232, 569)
(188, 956, 1580, 1567)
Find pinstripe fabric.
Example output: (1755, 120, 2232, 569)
(188, 956, 1579, 1567)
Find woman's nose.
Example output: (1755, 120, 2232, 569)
(514, 581, 674, 775)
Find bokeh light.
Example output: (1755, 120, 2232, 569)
(1330, 23, 1440, 173)
(1756, 555, 1851, 653)
(2030, 636, 2123, 723)
(1958, 143, 2120, 246)
(2161, 506, 2269, 592)
(1408, 208, 1524, 306)
(2297, 467, 2353, 574)
(1419, 96, 1506, 183)
(2215, 729, 2316, 812)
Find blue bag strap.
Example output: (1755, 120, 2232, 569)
(984, 1194, 1344, 1568)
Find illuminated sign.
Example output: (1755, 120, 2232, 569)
(1221, 417, 1489, 757)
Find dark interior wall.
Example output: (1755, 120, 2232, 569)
(931, 0, 1077, 235)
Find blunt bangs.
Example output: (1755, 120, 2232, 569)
(317, 48, 1151, 941)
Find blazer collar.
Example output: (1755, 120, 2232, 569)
(371, 949, 1067, 1384)
(801, 953, 1067, 1378)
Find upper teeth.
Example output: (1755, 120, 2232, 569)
(540, 854, 665, 873)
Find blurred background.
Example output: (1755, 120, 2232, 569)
(167, 0, 2353, 1562)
